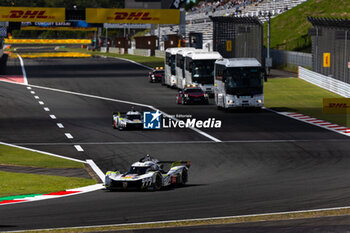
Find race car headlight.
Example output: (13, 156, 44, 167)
(228, 100, 234, 104)
(257, 99, 262, 103)
(184, 94, 188, 97)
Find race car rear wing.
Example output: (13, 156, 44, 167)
(159, 161, 191, 168)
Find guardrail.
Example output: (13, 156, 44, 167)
(299, 66, 350, 97)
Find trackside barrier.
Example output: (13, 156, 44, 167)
(128, 49, 151, 57)
(155, 50, 165, 58)
(298, 66, 350, 97)
(109, 47, 119, 54)
(100, 47, 107, 53)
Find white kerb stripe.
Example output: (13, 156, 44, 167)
(34, 96, 39, 99)
(38, 101, 44, 105)
(44, 107, 50, 111)
(30, 91, 35, 94)
(86, 159, 105, 181)
(57, 123, 64, 128)
(65, 133, 73, 139)
(49, 115, 56, 119)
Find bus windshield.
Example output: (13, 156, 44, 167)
(192, 60, 215, 85)
(224, 67, 262, 95)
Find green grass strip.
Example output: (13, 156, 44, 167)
(0, 144, 84, 168)
(264, 78, 350, 127)
(0, 193, 42, 201)
(0, 171, 96, 197)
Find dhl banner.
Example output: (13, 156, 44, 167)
(323, 98, 350, 114)
(0, 7, 65, 22)
(86, 8, 180, 24)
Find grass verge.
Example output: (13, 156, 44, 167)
(60, 47, 164, 68)
(0, 144, 84, 168)
(0, 171, 95, 197)
(264, 0, 350, 51)
(0, 144, 96, 197)
(264, 78, 350, 127)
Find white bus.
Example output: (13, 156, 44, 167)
(185, 51, 222, 96)
(175, 48, 196, 89)
(214, 58, 263, 109)
(165, 47, 183, 87)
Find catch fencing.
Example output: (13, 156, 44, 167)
(308, 17, 350, 84)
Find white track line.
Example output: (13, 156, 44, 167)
(38, 101, 44, 105)
(34, 95, 39, 99)
(65, 133, 73, 139)
(86, 159, 105, 181)
(0, 80, 221, 142)
(4, 54, 221, 142)
(17, 54, 28, 85)
(57, 123, 64, 128)
(16, 204, 350, 233)
(26, 86, 31, 90)
(49, 114, 56, 119)
(0, 141, 86, 163)
(74, 145, 84, 152)
(30, 91, 35, 94)
(44, 107, 50, 112)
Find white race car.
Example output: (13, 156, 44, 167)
(112, 108, 143, 130)
(105, 155, 191, 191)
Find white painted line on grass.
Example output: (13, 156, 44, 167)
(17, 54, 28, 85)
(34, 95, 39, 99)
(0, 141, 86, 163)
(57, 123, 64, 128)
(44, 107, 50, 112)
(86, 159, 105, 181)
(38, 101, 44, 105)
(74, 145, 84, 152)
(30, 91, 35, 94)
(49, 114, 56, 119)
(65, 133, 73, 139)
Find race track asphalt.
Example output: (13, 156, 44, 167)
(1, 55, 350, 232)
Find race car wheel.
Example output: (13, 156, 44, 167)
(113, 122, 117, 129)
(153, 173, 162, 191)
(181, 169, 188, 185)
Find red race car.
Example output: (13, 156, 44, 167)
(176, 85, 209, 105)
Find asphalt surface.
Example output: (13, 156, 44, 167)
(1, 53, 350, 232)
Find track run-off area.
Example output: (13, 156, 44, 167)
(1, 54, 350, 232)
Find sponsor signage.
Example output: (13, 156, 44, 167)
(0, 7, 65, 22)
(104, 23, 151, 29)
(323, 98, 350, 114)
(226, 40, 232, 52)
(86, 8, 180, 24)
(323, 52, 330, 68)
(20, 21, 99, 31)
